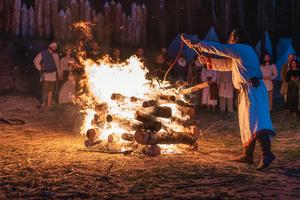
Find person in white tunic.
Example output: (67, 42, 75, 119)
(60, 47, 77, 82)
(218, 71, 234, 113)
(182, 31, 275, 170)
(201, 68, 218, 110)
(260, 53, 278, 111)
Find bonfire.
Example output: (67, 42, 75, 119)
(73, 22, 200, 156)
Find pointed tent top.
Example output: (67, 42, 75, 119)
(204, 27, 219, 42)
(116, 2, 122, 9)
(104, 2, 110, 8)
(276, 37, 292, 58)
(255, 30, 273, 57)
(21, 3, 28, 9)
(84, 0, 90, 7)
(59, 10, 66, 16)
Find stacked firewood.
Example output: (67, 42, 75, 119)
(84, 92, 199, 156)
(0, 0, 147, 46)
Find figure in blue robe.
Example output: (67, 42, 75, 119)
(181, 32, 276, 170)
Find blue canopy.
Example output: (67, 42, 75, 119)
(276, 37, 292, 59)
(167, 33, 200, 61)
(204, 27, 219, 42)
(255, 31, 273, 57)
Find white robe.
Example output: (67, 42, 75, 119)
(195, 41, 274, 147)
(201, 68, 218, 105)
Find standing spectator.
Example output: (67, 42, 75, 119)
(260, 53, 278, 111)
(201, 68, 218, 110)
(218, 71, 234, 113)
(60, 47, 77, 82)
(286, 60, 300, 116)
(173, 55, 188, 81)
(135, 47, 147, 63)
(153, 53, 169, 80)
(87, 41, 102, 61)
(33, 42, 60, 108)
(281, 54, 297, 103)
(111, 48, 122, 64)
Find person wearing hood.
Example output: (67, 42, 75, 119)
(182, 31, 275, 170)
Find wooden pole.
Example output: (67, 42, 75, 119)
(65, 8, 73, 41)
(94, 12, 104, 43)
(69, 0, 79, 23)
(141, 4, 147, 45)
(58, 10, 66, 41)
(120, 12, 127, 45)
(50, 0, 58, 39)
(28, 6, 35, 37)
(35, 0, 44, 37)
(84, 0, 91, 21)
(0, 0, 4, 31)
(79, 0, 85, 20)
(114, 2, 122, 44)
(44, 0, 51, 38)
(136, 4, 142, 45)
(21, 3, 29, 37)
(12, 0, 21, 36)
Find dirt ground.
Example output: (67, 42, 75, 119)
(0, 95, 300, 200)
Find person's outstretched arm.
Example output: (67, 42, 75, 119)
(181, 35, 239, 60)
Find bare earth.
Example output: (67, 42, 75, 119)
(0, 96, 300, 200)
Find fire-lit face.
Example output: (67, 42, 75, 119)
(264, 54, 271, 63)
(288, 54, 296, 62)
(66, 48, 72, 56)
(136, 48, 144, 58)
(291, 60, 298, 69)
(113, 49, 121, 58)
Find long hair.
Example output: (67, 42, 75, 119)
(261, 53, 274, 65)
(289, 59, 299, 70)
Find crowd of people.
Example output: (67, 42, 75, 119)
(33, 40, 299, 118)
(171, 52, 299, 116)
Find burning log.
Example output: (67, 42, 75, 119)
(142, 100, 157, 108)
(134, 129, 198, 145)
(121, 133, 134, 141)
(176, 99, 192, 107)
(179, 82, 209, 94)
(135, 111, 157, 123)
(86, 128, 100, 141)
(159, 95, 176, 101)
(142, 145, 161, 156)
(107, 134, 120, 143)
(111, 93, 126, 101)
(95, 103, 108, 113)
(152, 106, 172, 118)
